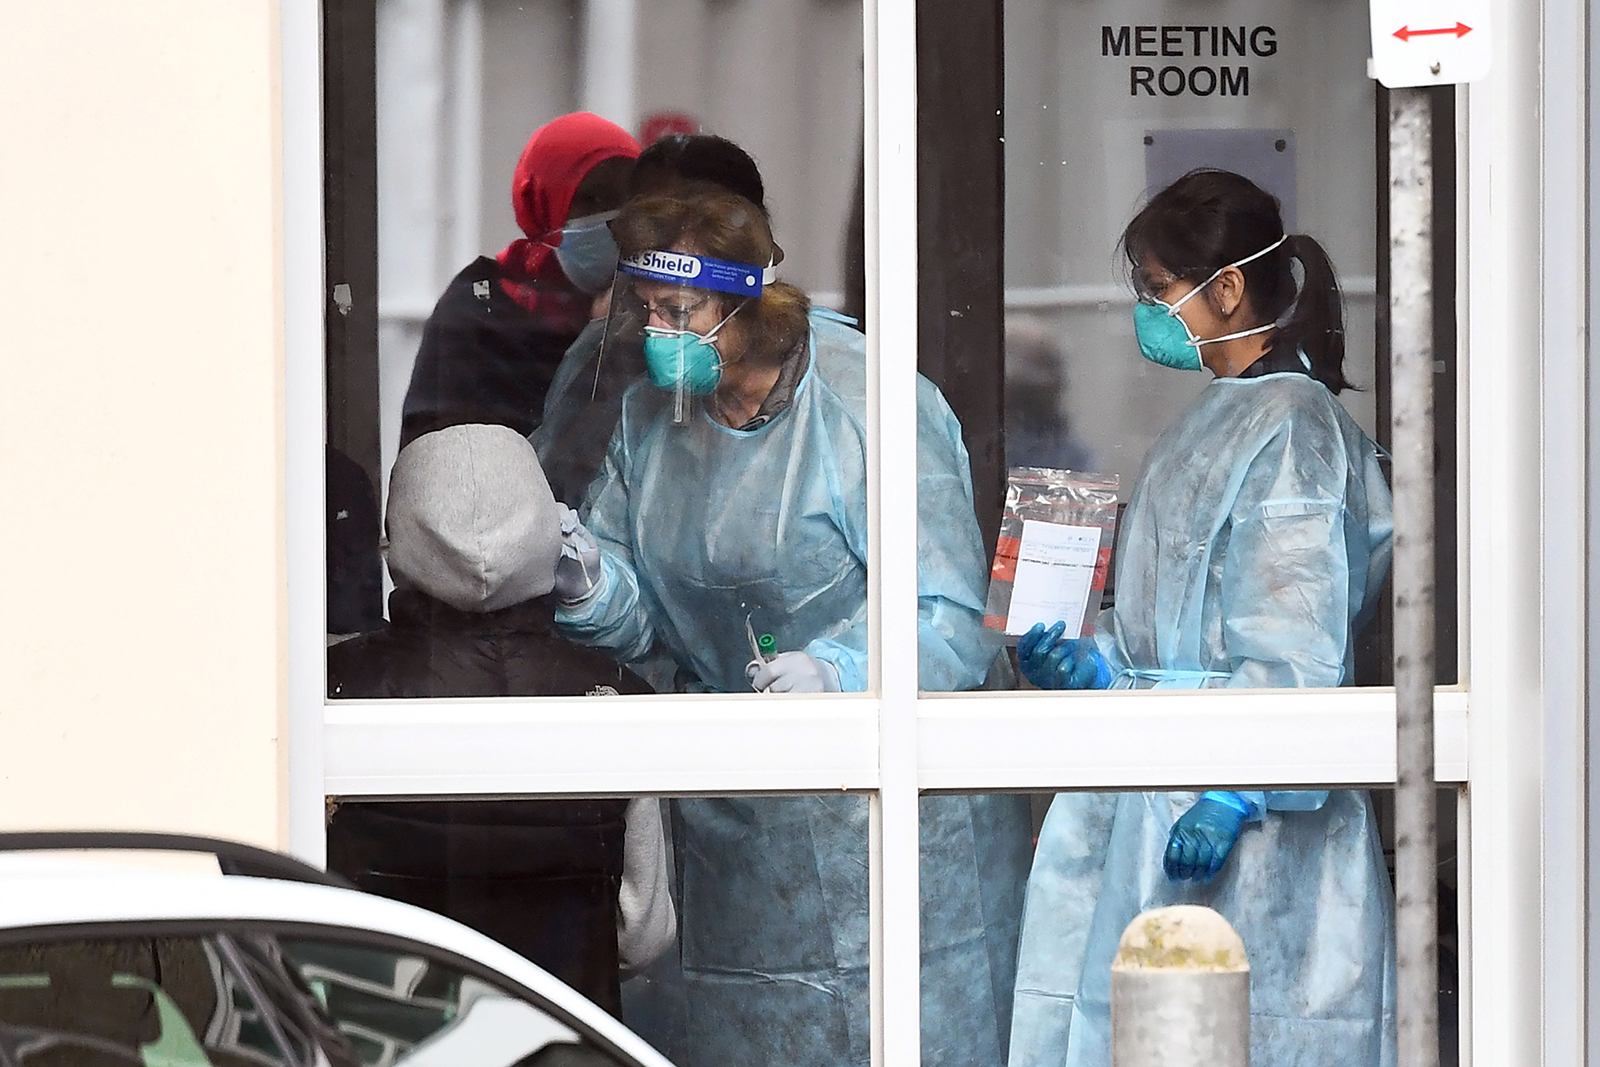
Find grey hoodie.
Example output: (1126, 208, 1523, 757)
(386, 423, 563, 611)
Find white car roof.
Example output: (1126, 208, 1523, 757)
(0, 864, 675, 1067)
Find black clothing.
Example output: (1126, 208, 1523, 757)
(728, 333, 810, 431)
(1237, 343, 1316, 380)
(325, 589, 653, 1014)
(534, 324, 645, 508)
(327, 802, 629, 1014)
(325, 446, 383, 634)
(327, 590, 649, 699)
(399, 258, 582, 450)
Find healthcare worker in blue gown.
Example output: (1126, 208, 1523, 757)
(552, 183, 1033, 1067)
(1008, 169, 1397, 1067)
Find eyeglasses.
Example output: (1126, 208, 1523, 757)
(1132, 267, 1181, 306)
(640, 291, 714, 327)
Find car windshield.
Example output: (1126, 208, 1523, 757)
(0, 931, 632, 1067)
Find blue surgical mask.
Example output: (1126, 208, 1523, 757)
(550, 211, 621, 294)
(642, 304, 741, 396)
(1133, 234, 1288, 371)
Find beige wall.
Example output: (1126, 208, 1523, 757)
(0, 3, 286, 846)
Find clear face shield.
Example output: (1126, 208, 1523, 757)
(599, 249, 774, 424)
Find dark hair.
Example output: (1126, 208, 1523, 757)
(1121, 169, 1351, 394)
(612, 183, 809, 359)
(630, 134, 767, 215)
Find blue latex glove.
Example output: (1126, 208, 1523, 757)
(1163, 792, 1258, 883)
(1017, 621, 1111, 690)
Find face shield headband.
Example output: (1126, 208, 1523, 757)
(616, 249, 777, 418)
(617, 249, 776, 297)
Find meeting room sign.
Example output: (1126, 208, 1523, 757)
(1101, 24, 1278, 98)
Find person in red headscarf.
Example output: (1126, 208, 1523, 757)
(399, 112, 640, 450)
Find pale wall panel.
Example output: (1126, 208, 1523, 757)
(0, 1, 285, 845)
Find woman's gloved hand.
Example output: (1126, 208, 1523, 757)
(553, 506, 604, 604)
(1163, 792, 1258, 882)
(750, 652, 842, 694)
(1017, 621, 1111, 690)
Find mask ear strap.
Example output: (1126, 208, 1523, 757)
(1195, 320, 1279, 348)
(1231, 232, 1289, 269)
(701, 300, 744, 344)
(1174, 232, 1291, 314)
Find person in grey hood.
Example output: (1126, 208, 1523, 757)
(326, 423, 673, 1015)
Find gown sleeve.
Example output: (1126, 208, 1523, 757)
(1210, 411, 1375, 814)
(808, 376, 999, 692)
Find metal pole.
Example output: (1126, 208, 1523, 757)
(1389, 85, 1438, 1067)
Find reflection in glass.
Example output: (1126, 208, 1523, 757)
(276, 938, 618, 1067)
(0, 936, 292, 1067)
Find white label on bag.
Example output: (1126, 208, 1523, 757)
(1005, 520, 1101, 637)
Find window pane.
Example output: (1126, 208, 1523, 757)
(325, 793, 872, 1067)
(916, 0, 1461, 691)
(917, 794, 1033, 1067)
(326, 796, 645, 1015)
(0, 935, 291, 1067)
(932, 788, 1462, 1067)
(325, 0, 875, 699)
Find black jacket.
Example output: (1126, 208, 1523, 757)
(324, 446, 383, 635)
(399, 258, 582, 450)
(328, 589, 649, 699)
(326, 589, 652, 1014)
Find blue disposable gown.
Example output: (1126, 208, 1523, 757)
(558, 310, 1032, 1067)
(1010, 372, 1397, 1067)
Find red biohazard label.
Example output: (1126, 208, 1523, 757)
(990, 536, 1022, 581)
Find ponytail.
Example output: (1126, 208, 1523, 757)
(1275, 234, 1352, 394)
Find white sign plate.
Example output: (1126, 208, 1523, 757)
(1369, 0, 1490, 87)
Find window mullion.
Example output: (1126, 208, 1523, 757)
(285, 0, 329, 867)
(867, 0, 922, 1062)
(917, 689, 1471, 791)
(323, 697, 881, 796)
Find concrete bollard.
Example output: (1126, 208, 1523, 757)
(1111, 905, 1250, 1067)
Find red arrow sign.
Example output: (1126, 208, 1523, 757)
(1393, 22, 1473, 41)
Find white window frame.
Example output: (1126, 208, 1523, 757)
(280, 0, 1567, 1063)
